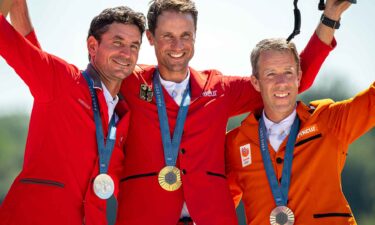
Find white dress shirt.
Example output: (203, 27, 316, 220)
(101, 82, 119, 123)
(159, 73, 191, 218)
(263, 109, 297, 152)
(159, 73, 190, 106)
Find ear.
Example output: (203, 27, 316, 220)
(297, 70, 302, 87)
(146, 30, 155, 46)
(87, 36, 99, 60)
(250, 75, 261, 92)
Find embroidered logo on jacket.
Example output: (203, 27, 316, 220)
(202, 90, 217, 97)
(297, 124, 319, 140)
(239, 144, 252, 167)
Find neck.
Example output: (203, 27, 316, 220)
(101, 80, 121, 98)
(158, 67, 188, 83)
(263, 108, 295, 123)
(91, 63, 121, 98)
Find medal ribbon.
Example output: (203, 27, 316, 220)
(153, 69, 191, 167)
(82, 71, 117, 174)
(258, 116, 300, 206)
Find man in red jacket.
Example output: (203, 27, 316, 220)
(5, 0, 349, 225)
(115, 1, 351, 225)
(0, 2, 145, 225)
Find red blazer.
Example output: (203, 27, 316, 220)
(0, 15, 128, 225)
(116, 33, 333, 225)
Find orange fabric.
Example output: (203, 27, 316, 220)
(225, 83, 375, 225)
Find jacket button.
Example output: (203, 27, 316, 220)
(181, 169, 187, 175)
(181, 148, 186, 154)
(276, 157, 283, 164)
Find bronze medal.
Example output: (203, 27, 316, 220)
(270, 206, 295, 225)
(158, 166, 182, 191)
(139, 84, 153, 102)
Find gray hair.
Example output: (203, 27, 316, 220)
(251, 38, 300, 77)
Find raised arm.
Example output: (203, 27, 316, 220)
(9, 0, 41, 48)
(299, 0, 352, 91)
(0, 15, 78, 102)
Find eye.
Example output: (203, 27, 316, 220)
(181, 33, 192, 40)
(113, 40, 122, 47)
(284, 71, 294, 77)
(131, 44, 139, 51)
(163, 34, 173, 40)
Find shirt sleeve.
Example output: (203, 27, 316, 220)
(299, 32, 336, 92)
(0, 15, 79, 102)
(224, 32, 335, 116)
(25, 30, 42, 49)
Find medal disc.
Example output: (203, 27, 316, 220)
(270, 206, 295, 225)
(158, 166, 182, 191)
(93, 173, 114, 200)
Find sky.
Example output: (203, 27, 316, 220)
(0, 0, 374, 115)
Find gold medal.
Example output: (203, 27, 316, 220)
(270, 206, 295, 225)
(158, 166, 182, 191)
(139, 84, 153, 102)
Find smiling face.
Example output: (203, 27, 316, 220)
(88, 22, 142, 83)
(251, 50, 301, 122)
(146, 10, 195, 82)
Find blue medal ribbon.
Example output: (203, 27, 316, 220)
(258, 115, 300, 206)
(153, 69, 191, 167)
(82, 71, 117, 174)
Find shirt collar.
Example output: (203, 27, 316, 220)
(85, 63, 103, 89)
(159, 70, 190, 93)
(101, 81, 119, 105)
(262, 106, 297, 133)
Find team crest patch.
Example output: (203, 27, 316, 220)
(239, 144, 252, 167)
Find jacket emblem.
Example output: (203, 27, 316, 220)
(240, 144, 252, 167)
(202, 90, 217, 97)
(297, 124, 319, 140)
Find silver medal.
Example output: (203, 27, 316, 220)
(93, 173, 114, 200)
(270, 206, 295, 225)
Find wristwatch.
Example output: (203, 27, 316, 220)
(320, 14, 340, 29)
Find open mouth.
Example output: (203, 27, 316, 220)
(112, 58, 131, 67)
(168, 52, 185, 58)
(274, 93, 289, 98)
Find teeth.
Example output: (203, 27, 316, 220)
(113, 59, 129, 66)
(275, 93, 288, 97)
(169, 52, 184, 58)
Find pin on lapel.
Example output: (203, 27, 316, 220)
(139, 84, 153, 102)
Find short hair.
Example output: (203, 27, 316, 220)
(147, 0, 198, 35)
(88, 6, 146, 42)
(250, 38, 300, 78)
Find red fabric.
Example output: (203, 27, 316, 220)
(0, 15, 128, 225)
(115, 32, 333, 225)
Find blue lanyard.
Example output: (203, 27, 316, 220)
(258, 115, 300, 206)
(82, 71, 117, 174)
(153, 69, 191, 166)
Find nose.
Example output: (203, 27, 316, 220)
(119, 46, 131, 58)
(275, 74, 289, 84)
(171, 38, 184, 50)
